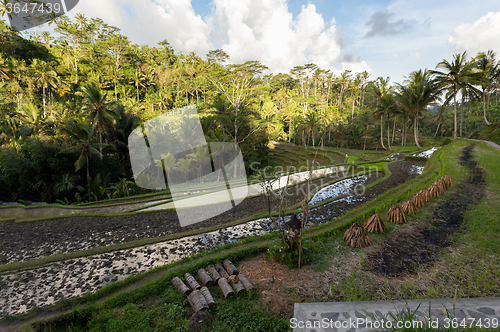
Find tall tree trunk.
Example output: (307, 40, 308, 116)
(392, 119, 396, 144)
(460, 94, 464, 136)
(99, 128, 102, 154)
(433, 121, 440, 138)
(351, 95, 355, 121)
(453, 87, 458, 139)
(86, 153, 90, 197)
(380, 115, 386, 150)
(414, 113, 422, 150)
(387, 118, 391, 150)
(42, 85, 46, 117)
(483, 88, 491, 125)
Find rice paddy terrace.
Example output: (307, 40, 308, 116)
(0, 142, 442, 329)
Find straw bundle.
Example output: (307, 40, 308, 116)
(442, 175, 453, 188)
(401, 200, 417, 215)
(386, 204, 407, 224)
(428, 183, 444, 197)
(343, 223, 372, 247)
(364, 213, 386, 233)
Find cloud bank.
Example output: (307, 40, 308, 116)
(67, 0, 370, 75)
(448, 10, 500, 54)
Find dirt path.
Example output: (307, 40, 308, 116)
(365, 144, 485, 276)
(459, 138, 500, 151)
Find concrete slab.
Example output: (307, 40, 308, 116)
(293, 298, 500, 332)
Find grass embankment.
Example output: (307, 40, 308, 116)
(318, 141, 500, 302)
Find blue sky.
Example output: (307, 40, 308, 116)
(4, 0, 500, 84)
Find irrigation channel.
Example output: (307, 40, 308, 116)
(0, 150, 436, 317)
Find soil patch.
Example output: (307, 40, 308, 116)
(238, 253, 326, 318)
(364, 144, 485, 276)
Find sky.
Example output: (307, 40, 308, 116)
(4, 0, 500, 84)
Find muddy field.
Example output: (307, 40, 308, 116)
(0, 161, 424, 265)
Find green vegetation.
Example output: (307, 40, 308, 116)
(1, 14, 499, 205)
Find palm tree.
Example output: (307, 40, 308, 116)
(301, 111, 321, 149)
(30, 59, 59, 115)
(475, 51, 498, 126)
(0, 0, 16, 20)
(432, 52, 481, 138)
(17, 103, 44, 136)
(77, 82, 119, 153)
(59, 118, 114, 186)
(396, 69, 441, 150)
(175, 158, 193, 183)
(188, 146, 209, 182)
(369, 77, 394, 150)
(54, 173, 83, 196)
(433, 105, 448, 138)
(458, 77, 480, 135)
(129, 69, 146, 102)
(356, 111, 372, 150)
(373, 94, 396, 150)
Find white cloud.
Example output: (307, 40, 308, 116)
(207, 0, 360, 74)
(448, 11, 500, 54)
(341, 60, 371, 74)
(68, 0, 213, 54)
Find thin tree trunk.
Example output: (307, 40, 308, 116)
(414, 113, 422, 150)
(387, 117, 391, 150)
(453, 88, 458, 139)
(392, 119, 396, 144)
(460, 94, 464, 136)
(483, 89, 491, 125)
(433, 121, 440, 138)
(380, 115, 386, 150)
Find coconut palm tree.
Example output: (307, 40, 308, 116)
(30, 59, 59, 115)
(17, 103, 44, 136)
(175, 158, 193, 183)
(475, 50, 499, 126)
(188, 146, 210, 182)
(54, 173, 84, 196)
(433, 105, 448, 138)
(59, 118, 114, 186)
(77, 82, 119, 153)
(301, 111, 321, 149)
(432, 52, 481, 138)
(396, 69, 441, 150)
(369, 77, 394, 150)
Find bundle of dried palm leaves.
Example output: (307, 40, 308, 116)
(364, 213, 386, 233)
(442, 175, 453, 188)
(418, 189, 432, 202)
(402, 200, 417, 215)
(411, 194, 425, 208)
(386, 204, 407, 224)
(434, 178, 446, 190)
(343, 222, 372, 247)
(412, 189, 429, 208)
(428, 183, 444, 197)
